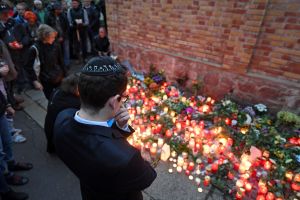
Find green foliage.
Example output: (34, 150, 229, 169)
(276, 111, 300, 129)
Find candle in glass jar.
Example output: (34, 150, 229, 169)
(183, 162, 188, 170)
(170, 111, 175, 117)
(245, 182, 252, 192)
(163, 107, 168, 113)
(136, 106, 141, 115)
(189, 139, 195, 149)
(182, 152, 188, 159)
(176, 122, 182, 131)
(177, 156, 184, 166)
(171, 151, 177, 158)
(176, 166, 182, 173)
(150, 143, 157, 156)
(188, 162, 195, 171)
(236, 179, 244, 188)
(157, 138, 164, 148)
(285, 171, 293, 181)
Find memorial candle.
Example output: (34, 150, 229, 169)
(177, 156, 184, 166)
(245, 182, 252, 192)
(157, 137, 164, 148)
(150, 143, 157, 156)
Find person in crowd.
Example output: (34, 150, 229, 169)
(33, 0, 45, 23)
(24, 24, 65, 100)
(23, 11, 39, 46)
(82, 0, 99, 53)
(14, 2, 26, 25)
(54, 56, 157, 200)
(44, 73, 80, 154)
(67, 0, 89, 63)
(93, 27, 110, 56)
(96, 0, 106, 28)
(0, 169, 28, 200)
(45, 1, 70, 68)
(0, 3, 26, 110)
(5, 2, 30, 96)
(0, 60, 33, 188)
(0, 40, 26, 143)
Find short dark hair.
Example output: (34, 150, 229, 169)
(78, 68, 128, 111)
(60, 73, 79, 95)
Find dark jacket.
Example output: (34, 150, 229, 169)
(0, 91, 7, 116)
(3, 20, 31, 67)
(24, 41, 65, 83)
(54, 109, 157, 200)
(67, 7, 89, 28)
(84, 5, 99, 32)
(45, 12, 69, 39)
(44, 89, 80, 153)
(93, 35, 110, 54)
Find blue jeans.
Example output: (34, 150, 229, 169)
(0, 115, 14, 173)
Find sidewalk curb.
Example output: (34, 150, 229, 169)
(23, 90, 47, 128)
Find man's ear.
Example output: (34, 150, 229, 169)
(108, 95, 120, 109)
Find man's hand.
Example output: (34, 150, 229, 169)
(6, 106, 15, 116)
(0, 65, 9, 76)
(114, 107, 130, 129)
(141, 147, 152, 163)
(33, 81, 43, 90)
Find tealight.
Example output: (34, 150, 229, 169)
(195, 177, 201, 185)
(176, 166, 182, 173)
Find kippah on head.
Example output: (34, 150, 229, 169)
(81, 56, 125, 76)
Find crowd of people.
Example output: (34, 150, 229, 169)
(0, 0, 117, 199)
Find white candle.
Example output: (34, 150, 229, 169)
(177, 156, 184, 167)
(157, 138, 164, 148)
(176, 166, 182, 173)
(171, 151, 177, 157)
(150, 143, 157, 156)
(182, 152, 188, 159)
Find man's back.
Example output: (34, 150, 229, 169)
(54, 109, 157, 200)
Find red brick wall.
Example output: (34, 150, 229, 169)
(106, 0, 300, 113)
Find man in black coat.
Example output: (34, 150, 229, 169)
(93, 27, 110, 56)
(44, 73, 80, 153)
(53, 57, 157, 200)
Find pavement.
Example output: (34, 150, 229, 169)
(11, 64, 225, 200)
